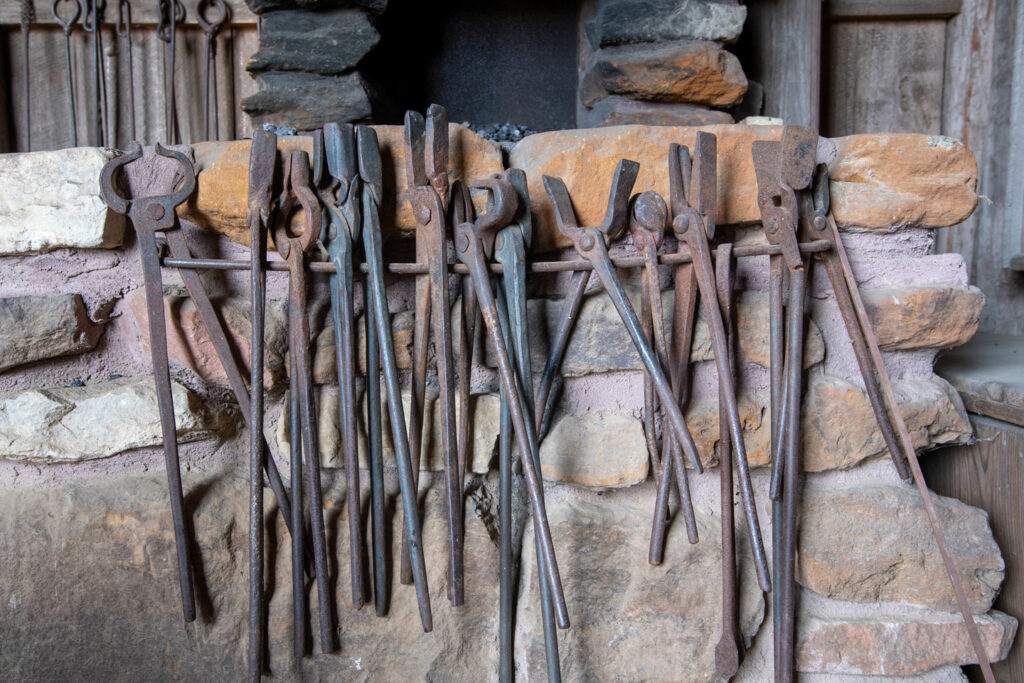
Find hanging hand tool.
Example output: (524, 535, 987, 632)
(632, 187, 698, 563)
(314, 123, 365, 611)
(247, 129, 275, 683)
(157, 0, 185, 144)
(544, 162, 706, 482)
(713, 242, 742, 678)
(82, 0, 109, 146)
(99, 144, 198, 623)
(493, 169, 561, 682)
(54, 0, 80, 147)
(116, 0, 135, 142)
(358, 124, 433, 630)
(20, 0, 35, 151)
(753, 128, 815, 683)
(454, 176, 570, 632)
(196, 0, 228, 141)
(532, 162, 640, 436)
(403, 105, 464, 606)
(272, 150, 336, 655)
(454, 181, 478, 485)
(800, 165, 995, 682)
(649, 144, 700, 563)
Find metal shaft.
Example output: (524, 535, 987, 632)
(534, 269, 589, 435)
(365, 277, 388, 617)
(288, 352, 305, 666)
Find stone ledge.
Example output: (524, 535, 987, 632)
(509, 127, 978, 252)
(182, 123, 502, 245)
(799, 485, 1004, 614)
(797, 609, 1016, 676)
(0, 376, 233, 462)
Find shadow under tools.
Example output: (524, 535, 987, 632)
(182, 477, 219, 625)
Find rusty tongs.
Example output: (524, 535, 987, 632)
(454, 176, 571, 635)
(315, 123, 366, 612)
(272, 150, 336, 657)
(543, 162, 706, 483)
(404, 105, 465, 605)
(798, 165, 994, 682)
(99, 143, 197, 623)
(360, 125, 434, 630)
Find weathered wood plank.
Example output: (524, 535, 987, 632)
(0, 0, 256, 25)
(828, 0, 962, 20)
(922, 415, 1024, 681)
(825, 19, 946, 136)
(4, 23, 257, 151)
(743, 0, 822, 127)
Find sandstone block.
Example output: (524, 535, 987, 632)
(245, 8, 379, 75)
(584, 0, 747, 48)
(580, 40, 748, 108)
(0, 462, 499, 679)
(240, 71, 372, 131)
(0, 376, 231, 462)
(309, 310, 415, 382)
(829, 134, 978, 230)
(518, 287, 824, 376)
(183, 124, 502, 245)
(517, 493, 764, 680)
(125, 288, 288, 390)
(681, 373, 970, 471)
(797, 609, 1017, 676)
(800, 373, 971, 471)
(0, 148, 125, 253)
(799, 486, 1004, 614)
(538, 412, 648, 488)
(276, 387, 498, 473)
(0, 294, 103, 372)
(509, 126, 979, 252)
(862, 285, 983, 351)
(579, 96, 734, 128)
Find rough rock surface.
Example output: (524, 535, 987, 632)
(509, 127, 979, 252)
(585, 0, 747, 47)
(579, 96, 734, 128)
(799, 486, 1004, 614)
(862, 285, 983, 351)
(829, 134, 978, 230)
(518, 287, 825, 376)
(0, 376, 232, 462)
(0, 148, 125, 253)
(538, 412, 648, 488)
(580, 40, 748, 108)
(240, 71, 373, 130)
(517, 492, 765, 681)
(275, 387, 499, 473)
(800, 373, 971, 471)
(310, 310, 415, 382)
(676, 373, 970, 471)
(0, 463, 502, 680)
(126, 288, 288, 390)
(0, 294, 104, 372)
(183, 125, 502, 244)
(246, 8, 379, 75)
(797, 608, 1017, 676)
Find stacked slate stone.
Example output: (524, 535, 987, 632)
(241, 0, 387, 130)
(578, 0, 750, 127)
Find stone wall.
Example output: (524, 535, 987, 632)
(0, 123, 1014, 681)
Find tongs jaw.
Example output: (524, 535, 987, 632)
(100, 143, 196, 230)
(544, 159, 639, 254)
(316, 122, 361, 243)
(272, 151, 322, 261)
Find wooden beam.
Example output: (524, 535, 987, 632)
(828, 0, 962, 20)
(0, 0, 257, 26)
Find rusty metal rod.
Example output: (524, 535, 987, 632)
(161, 240, 832, 275)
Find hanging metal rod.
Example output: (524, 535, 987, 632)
(161, 239, 833, 275)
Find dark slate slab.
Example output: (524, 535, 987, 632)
(246, 8, 380, 75)
(584, 0, 746, 49)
